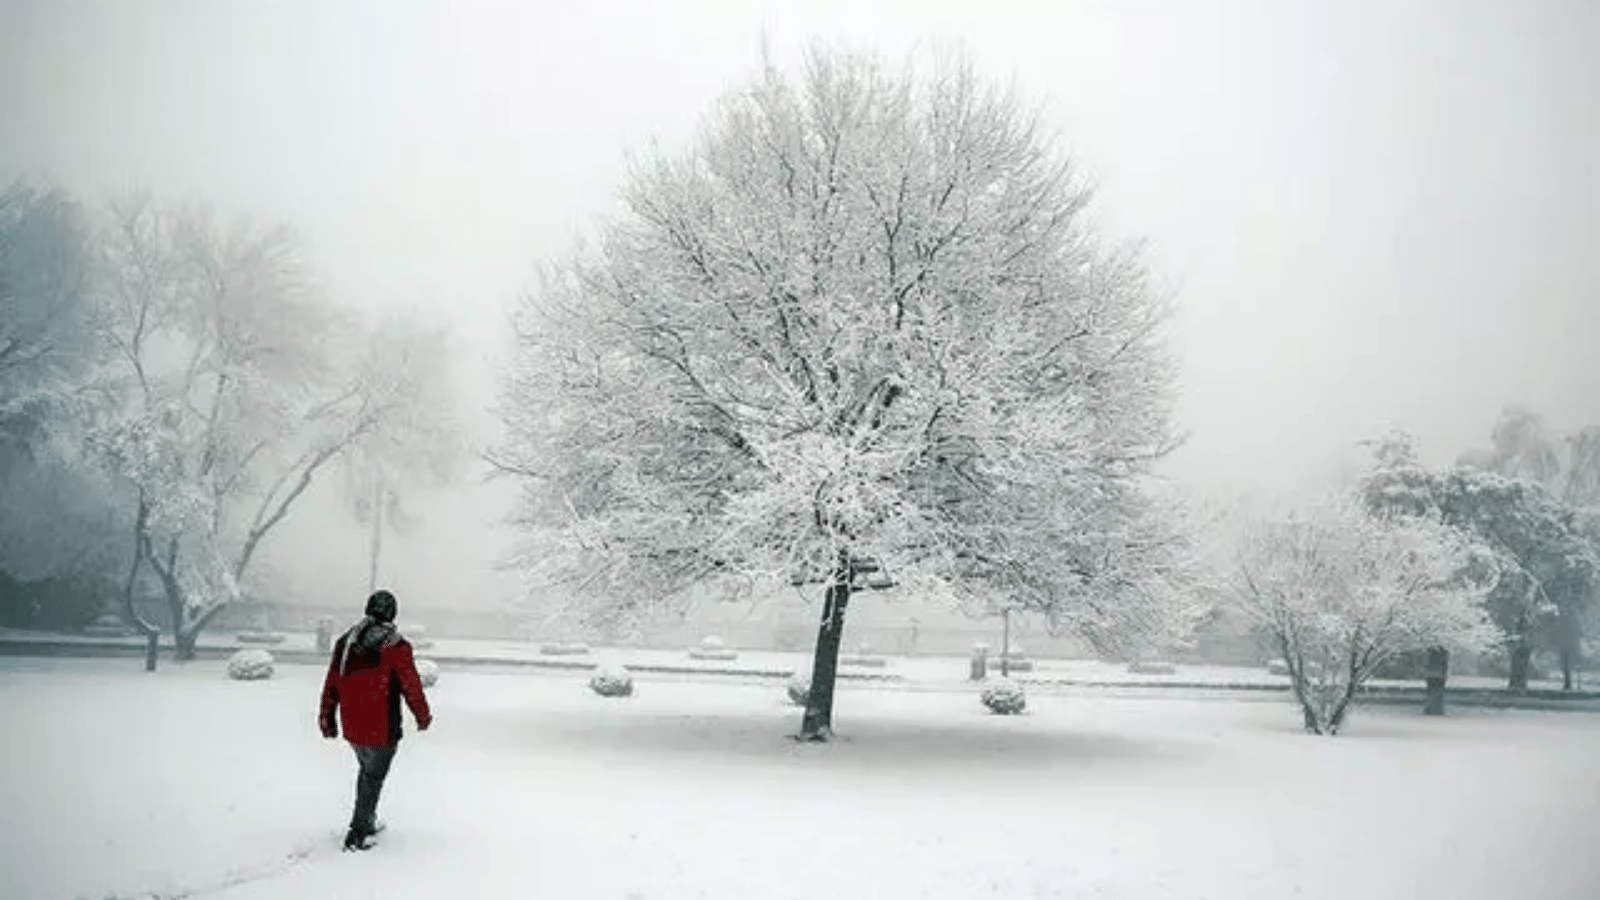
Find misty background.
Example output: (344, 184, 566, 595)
(3, 0, 1595, 616)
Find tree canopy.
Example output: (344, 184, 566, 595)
(497, 47, 1200, 690)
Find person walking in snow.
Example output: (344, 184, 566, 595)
(318, 589, 432, 851)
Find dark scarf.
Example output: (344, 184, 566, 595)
(339, 615, 397, 676)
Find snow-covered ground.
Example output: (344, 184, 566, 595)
(3, 658, 1598, 900)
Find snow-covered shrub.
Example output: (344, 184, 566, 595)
(416, 658, 439, 688)
(1266, 658, 1290, 676)
(1128, 660, 1177, 675)
(980, 679, 1027, 715)
(688, 634, 738, 661)
(588, 665, 634, 697)
(226, 648, 274, 681)
(540, 641, 590, 656)
(785, 675, 810, 706)
(236, 631, 285, 644)
(405, 624, 434, 650)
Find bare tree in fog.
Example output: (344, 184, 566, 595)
(87, 195, 462, 665)
(495, 46, 1202, 741)
(336, 312, 464, 594)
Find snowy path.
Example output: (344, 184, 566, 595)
(3, 658, 1598, 900)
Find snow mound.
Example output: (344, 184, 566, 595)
(540, 641, 590, 656)
(980, 678, 1026, 715)
(416, 658, 439, 688)
(226, 648, 274, 681)
(588, 665, 635, 698)
(689, 634, 738, 661)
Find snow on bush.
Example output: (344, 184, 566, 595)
(688, 634, 738, 661)
(785, 675, 810, 706)
(588, 665, 635, 698)
(416, 658, 439, 688)
(235, 631, 285, 644)
(405, 624, 434, 650)
(540, 641, 590, 656)
(226, 648, 275, 681)
(1127, 660, 1177, 675)
(980, 679, 1027, 715)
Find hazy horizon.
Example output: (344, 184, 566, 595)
(3, 0, 1596, 610)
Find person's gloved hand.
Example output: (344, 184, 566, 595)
(320, 718, 338, 739)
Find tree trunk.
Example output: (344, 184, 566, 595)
(367, 481, 383, 593)
(1000, 608, 1011, 678)
(1325, 672, 1364, 736)
(122, 501, 161, 673)
(175, 629, 198, 661)
(797, 560, 851, 742)
(1423, 646, 1449, 716)
(1278, 636, 1322, 734)
(1326, 698, 1350, 735)
(175, 601, 233, 662)
(1299, 699, 1321, 735)
(1560, 645, 1574, 692)
(1507, 642, 1533, 693)
(157, 566, 192, 662)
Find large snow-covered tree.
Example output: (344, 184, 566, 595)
(89, 195, 461, 663)
(1234, 492, 1499, 735)
(495, 47, 1199, 740)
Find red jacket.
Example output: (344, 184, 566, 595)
(319, 622, 432, 747)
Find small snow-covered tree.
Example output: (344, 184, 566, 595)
(1234, 492, 1498, 735)
(495, 46, 1199, 740)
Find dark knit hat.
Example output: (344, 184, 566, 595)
(364, 590, 398, 623)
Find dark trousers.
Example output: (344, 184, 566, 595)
(349, 742, 398, 835)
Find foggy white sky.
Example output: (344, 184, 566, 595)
(2, 0, 1596, 609)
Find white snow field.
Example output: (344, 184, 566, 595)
(3, 658, 1598, 900)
